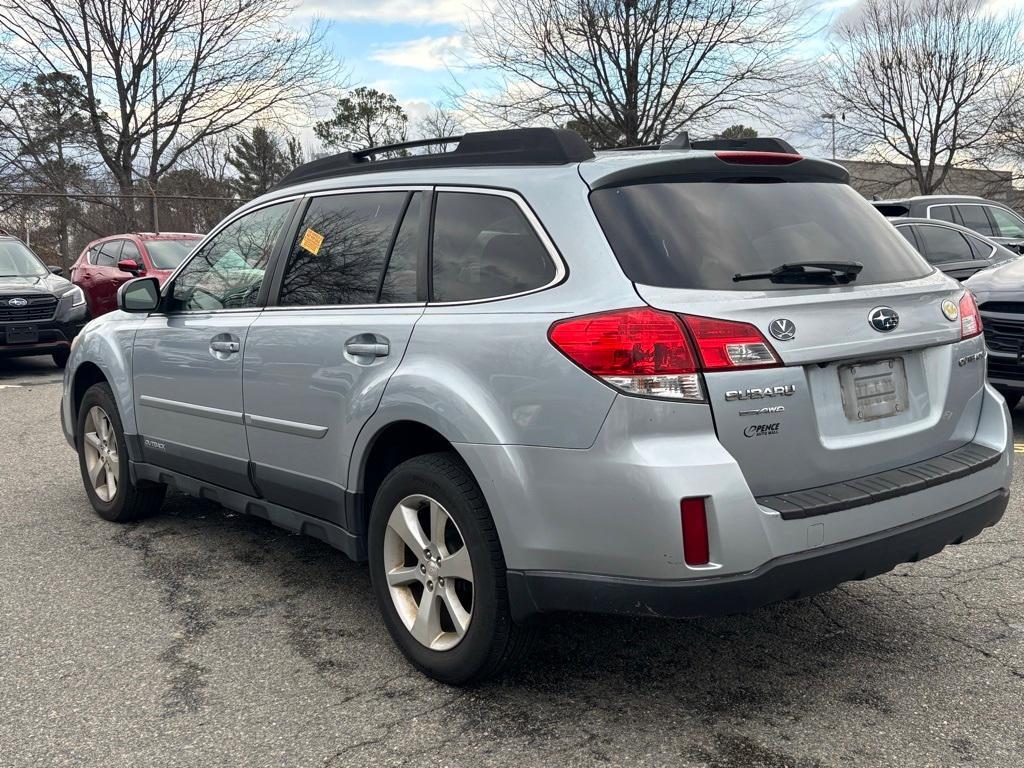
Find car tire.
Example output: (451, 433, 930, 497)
(76, 382, 165, 523)
(52, 348, 70, 368)
(368, 452, 534, 685)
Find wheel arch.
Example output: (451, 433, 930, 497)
(353, 419, 465, 536)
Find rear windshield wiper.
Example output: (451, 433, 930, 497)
(733, 261, 864, 285)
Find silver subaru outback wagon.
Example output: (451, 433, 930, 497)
(60, 129, 1012, 683)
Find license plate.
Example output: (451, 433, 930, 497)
(5, 325, 39, 344)
(838, 357, 909, 422)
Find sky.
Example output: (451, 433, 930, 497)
(287, 0, 1020, 156)
(292, 0, 494, 125)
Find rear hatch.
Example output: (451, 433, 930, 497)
(587, 158, 984, 496)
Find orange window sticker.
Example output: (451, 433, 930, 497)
(300, 228, 325, 255)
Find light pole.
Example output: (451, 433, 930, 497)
(821, 113, 837, 160)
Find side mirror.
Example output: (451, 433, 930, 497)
(48, 265, 64, 275)
(117, 276, 161, 313)
(117, 258, 143, 274)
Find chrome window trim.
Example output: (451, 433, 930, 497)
(261, 302, 426, 313)
(926, 202, 1024, 230)
(427, 185, 568, 307)
(155, 194, 304, 315)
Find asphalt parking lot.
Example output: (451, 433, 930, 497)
(1, 356, 1023, 768)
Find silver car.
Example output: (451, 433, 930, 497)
(60, 129, 1013, 684)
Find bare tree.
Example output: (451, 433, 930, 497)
(461, 0, 814, 147)
(415, 107, 463, 154)
(0, 0, 337, 228)
(819, 0, 1024, 195)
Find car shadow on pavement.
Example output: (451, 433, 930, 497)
(110, 489, 947, 765)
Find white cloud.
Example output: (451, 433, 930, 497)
(370, 35, 472, 71)
(297, 0, 491, 26)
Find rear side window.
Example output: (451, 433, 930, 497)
(987, 206, 1024, 238)
(955, 205, 995, 236)
(590, 182, 932, 290)
(895, 226, 919, 249)
(916, 225, 974, 264)
(930, 205, 957, 223)
(94, 240, 123, 267)
(965, 234, 994, 260)
(431, 192, 556, 302)
(279, 192, 406, 307)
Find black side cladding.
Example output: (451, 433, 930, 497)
(272, 128, 596, 191)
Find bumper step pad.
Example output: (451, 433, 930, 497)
(757, 443, 1002, 520)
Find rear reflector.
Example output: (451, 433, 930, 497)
(681, 498, 710, 566)
(960, 291, 983, 339)
(682, 315, 780, 370)
(715, 150, 802, 165)
(548, 307, 704, 400)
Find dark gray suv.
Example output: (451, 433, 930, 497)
(874, 195, 1024, 254)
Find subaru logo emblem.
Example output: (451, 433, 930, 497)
(8, 297, 27, 307)
(768, 318, 796, 341)
(869, 306, 899, 333)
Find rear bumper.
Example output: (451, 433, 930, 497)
(508, 488, 1008, 621)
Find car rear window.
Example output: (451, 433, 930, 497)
(591, 181, 933, 290)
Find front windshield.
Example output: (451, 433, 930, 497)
(146, 239, 200, 270)
(0, 240, 47, 277)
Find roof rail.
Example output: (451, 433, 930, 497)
(273, 128, 596, 191)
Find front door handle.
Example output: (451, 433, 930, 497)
(344, 341, 390, 358)
(210, 340, 240, 354)
(210, 334, 241, 359)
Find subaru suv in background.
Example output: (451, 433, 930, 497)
(70, 232, 202, 317)
(874, 195, 1024, 254)
(0, 234, 88, 366)
(59, 129, 1012, 683)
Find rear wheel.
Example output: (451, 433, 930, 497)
(76, 382, 165, 522)
(368, 452, 533, 684)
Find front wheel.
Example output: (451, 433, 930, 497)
(368, 452, 533, 685)
(76, 382, 165, 522)
(52, 347, 70, 368)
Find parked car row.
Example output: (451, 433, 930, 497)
(57, 130, 1012, 684)
(0, 231, 202, 365)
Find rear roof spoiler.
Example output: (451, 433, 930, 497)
(587, 154, 850, 190)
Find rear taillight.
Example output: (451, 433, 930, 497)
(548, 308, 781, 400)
(548, 308, 703, 400)
(960, 291, 983, 339)
(682, 315, 780, 370)
(681, 498, 710, 566)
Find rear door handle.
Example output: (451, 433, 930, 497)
(344, 341, 390, 358)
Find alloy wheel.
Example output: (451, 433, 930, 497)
(382, 494, 475, 651)
(82, 405, 118, 503)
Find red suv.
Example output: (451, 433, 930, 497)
(71, 233, 203, 317)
